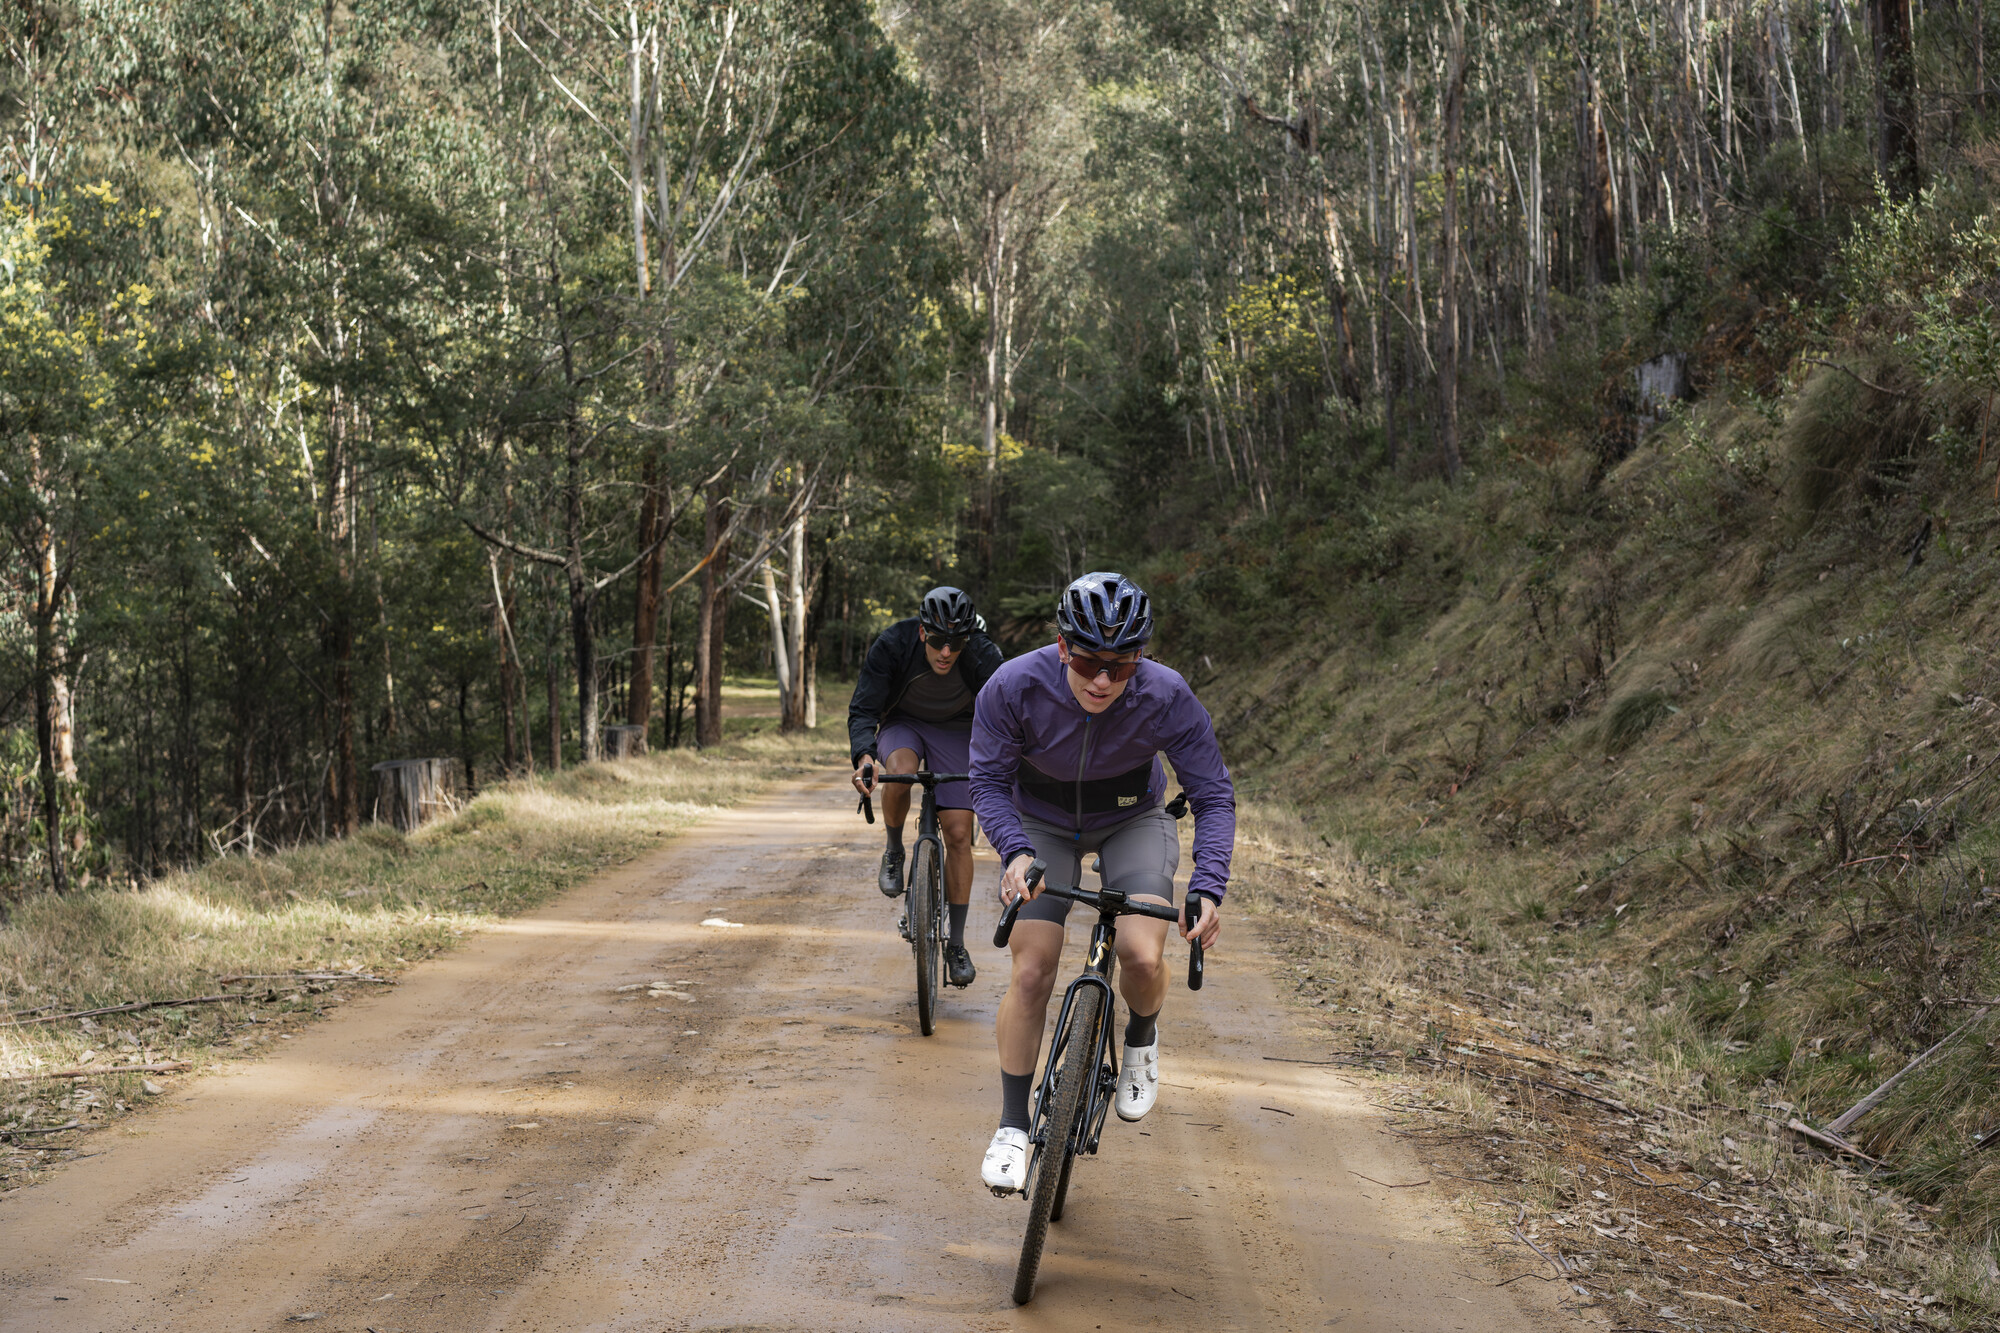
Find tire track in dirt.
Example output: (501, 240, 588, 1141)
(0, 769, 1579, 1331)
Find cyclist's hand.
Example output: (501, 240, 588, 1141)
(852, 755, 878, 796)
(1181, 895, 1222, 949)
(999, 853, 1039, 905)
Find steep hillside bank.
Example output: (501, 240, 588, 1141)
(1158, 183, 2000, 1321)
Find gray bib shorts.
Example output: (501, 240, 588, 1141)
(1013, 805, 1180, 926)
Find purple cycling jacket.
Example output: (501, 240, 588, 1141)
(970, 644, 1236, 900)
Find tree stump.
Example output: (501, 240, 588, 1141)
(602, 725, 647, 759)
(1635, 353, 1689, 417)
(370, 759, 462, 832)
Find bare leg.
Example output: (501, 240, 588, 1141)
(939, 809, 974, 905)
(1113, 905, 1171, 1023)
(996, 920, 1065, 1076)
(880, 747, 917, 831)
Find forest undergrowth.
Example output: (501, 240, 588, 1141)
(1179, 157, 2000, 1330)
(0, 727, 834, 1193)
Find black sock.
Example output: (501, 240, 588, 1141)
(1000, 1071, 1033, 1130)
(885, 827, 904, 854)
(1125, 1008, 1159, 1048)
(948, 901, 968, 946)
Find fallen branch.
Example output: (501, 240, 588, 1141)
(0, 1119, 85, 1137)
(1805, 357, 1905, 398)
(2, 1061, 191, 1082)
(1513, 1224, 1566, 1275)
(1534, 1078, 1632, 1115)
(216, 972, 388, 986)
(0, 994, 244, 1028)
(1785, 1118, 1887, 1167)
(1473, 1068, 1634, 1115)
(1826, 1006, 1991, 1136)
(1351, 1171, 1429, 1188)
(1493, 1270, 1558, 1287)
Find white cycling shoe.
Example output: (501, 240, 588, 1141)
(981, 1126, 1030, 1196)
(1116, 1043, 1159, 1121)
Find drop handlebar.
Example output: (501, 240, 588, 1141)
(993, 861, 1206, 990)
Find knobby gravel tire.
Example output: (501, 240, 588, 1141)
(1012, 985, 1101, 1305)
(1053, 999, 1115, 1223)
(910, 838, 940, 1036)
(1048, 1134, 1077, 1224)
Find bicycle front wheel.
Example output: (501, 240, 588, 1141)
(909, 837, 940, 1036)
(1013, 984, 1102, 1305)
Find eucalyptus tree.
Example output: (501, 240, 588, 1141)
(0, 183, 195, 894)
(894, 0, 1094, 482)
(487, 0, 949, 750)
(75, 0, 501, 832)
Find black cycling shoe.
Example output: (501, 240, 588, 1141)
(878, 847, 905, 897)
(945, 943, 977, 988)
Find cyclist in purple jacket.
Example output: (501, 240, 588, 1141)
(969, 572, 1234, 1194)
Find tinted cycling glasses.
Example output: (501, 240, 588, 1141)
(924, 631, 970, 652)
(1065, 648, 1142, 683)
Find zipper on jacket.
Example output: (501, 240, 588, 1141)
(1072, 714, 1095, 840)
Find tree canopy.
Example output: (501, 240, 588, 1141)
(0, 0, 1990, 899)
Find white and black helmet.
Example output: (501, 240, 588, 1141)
(919, 586, 979, 638)
(1055, 572, 1153, 652)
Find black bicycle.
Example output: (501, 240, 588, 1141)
(858, 767, 969, 1037)
(992, 859, 1206, 1305)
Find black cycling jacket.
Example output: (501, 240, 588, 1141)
(847, 617, 1005, 764)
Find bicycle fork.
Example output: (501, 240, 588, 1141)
(1032, 923, 1121, 1162)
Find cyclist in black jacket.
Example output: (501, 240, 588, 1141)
(850, 587, 1005, 985)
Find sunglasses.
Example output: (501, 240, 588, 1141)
(924, 632, 970, 652)
(1065, 648, 1142, 683)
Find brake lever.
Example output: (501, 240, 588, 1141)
(993, 860, 1046, 948)
(857, 762, 876, 823)
(1184, 894, 1207, 992)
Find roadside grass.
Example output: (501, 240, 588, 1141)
(1229, 797, 2000, 1329)
(0, 727, 838, 1186)
(1195, 382, 2000, 1324)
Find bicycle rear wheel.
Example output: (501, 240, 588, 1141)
(909, 837, 940, 1036)
(1012, 985, 1101, 1305)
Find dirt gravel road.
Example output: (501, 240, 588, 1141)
(0, 769, 1575, 1332)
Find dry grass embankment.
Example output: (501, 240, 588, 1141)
(0, 727, 839, 1190)
(1197, 381, 2000, 1328)
(1231, 804, 1993, 1331)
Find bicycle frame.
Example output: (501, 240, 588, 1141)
(911, 783, 944, 902)
(868, 768, 960, 911)
(994, 859, 1207, 1305)
(866, 768, 970, 1035)
(1033, 915, 1121, 1162)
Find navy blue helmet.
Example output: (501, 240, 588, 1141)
(1055, 572, 1153, 652)
(919, 586, 978, 637)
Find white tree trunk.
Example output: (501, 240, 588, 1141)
(785, 507, 811, 730)
(760, 557, 791, 715)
